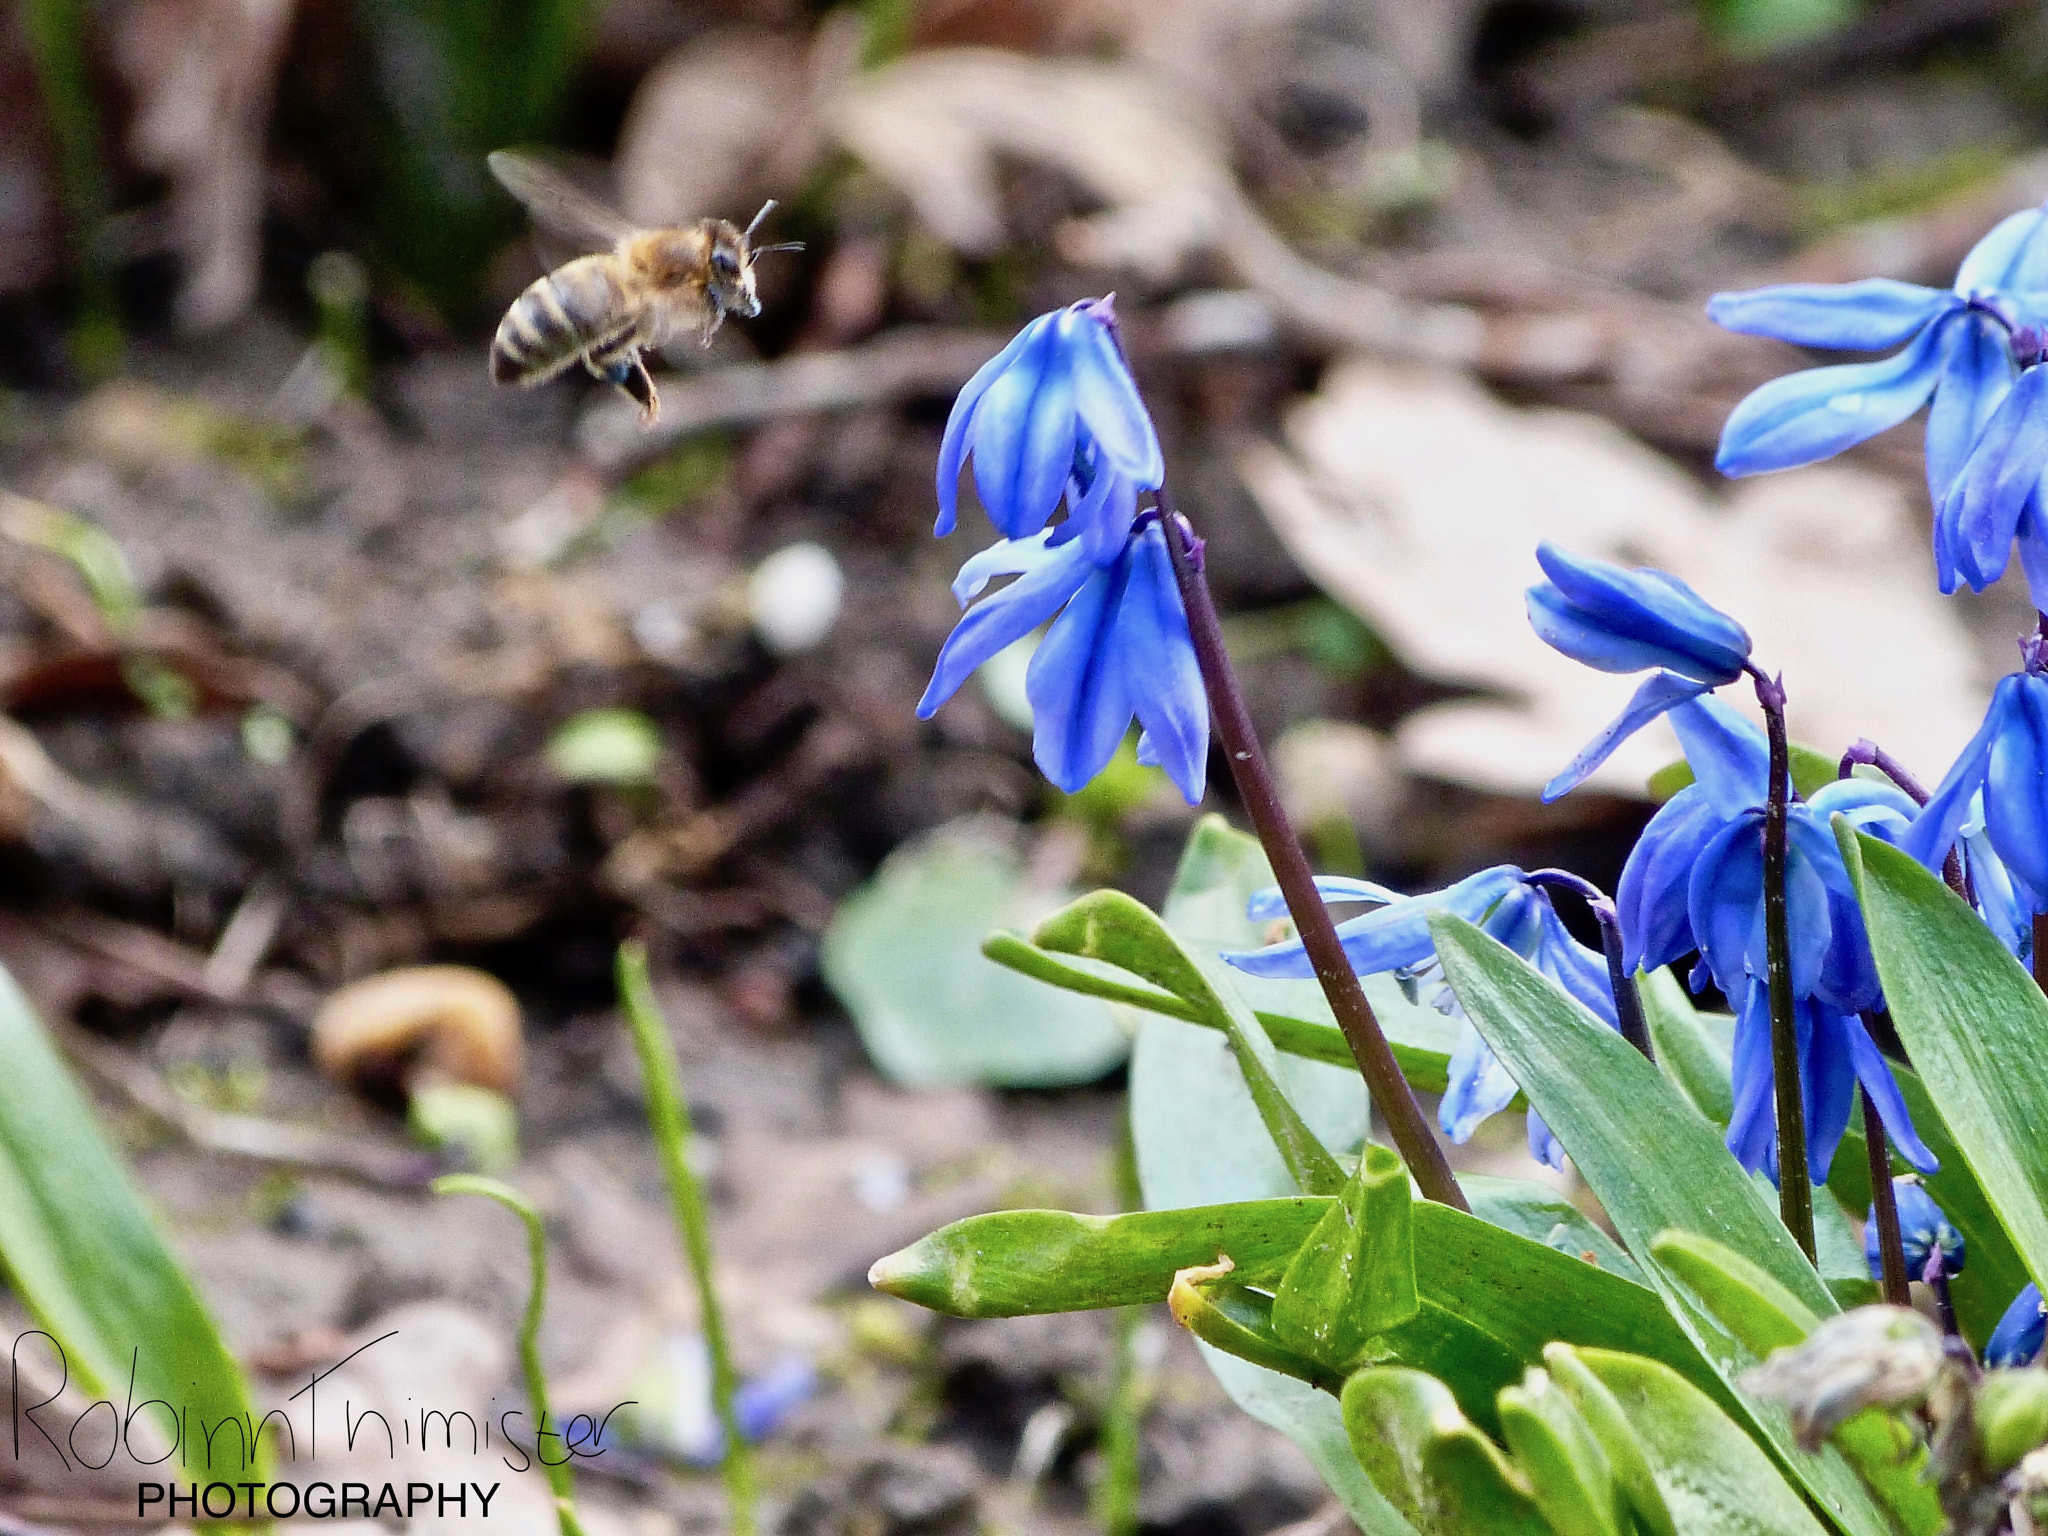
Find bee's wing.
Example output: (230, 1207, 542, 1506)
(486, 150, 641, 252)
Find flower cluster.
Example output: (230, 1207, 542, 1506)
(918, 299, 1208, 802)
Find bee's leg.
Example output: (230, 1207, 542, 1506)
(595, 351, 659, 424)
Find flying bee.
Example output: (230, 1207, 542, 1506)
(485, 150, 802, 424)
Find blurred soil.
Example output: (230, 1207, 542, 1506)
(7, 1, 2048, 1532)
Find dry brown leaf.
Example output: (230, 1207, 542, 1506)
(112, 0, 293, 330)
(613, 29, 824, 228)
(1241, 359, 1989, 799)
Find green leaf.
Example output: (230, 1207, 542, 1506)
(1341, 1368, 1549, 1535)
(1035, 887, 1345, 1194)
(1639, 966, 1735, 1125)
(1498, 1367, 1625, 1536)
(1461, 1173, 1644, 1284)
(867, 1198, 1329, 1315)
(821, 821, 1129, 1088)
(1559, 1347, 1830, 1536)
(0, 968, 262, 1476)
(1839, 826, 2048, 1302)
(1272, 1145, 1419, 1369)
(544, 707, 663, 785)
(1431, 912, 1898, 1536)
(1169, 1267, 1344, 1393)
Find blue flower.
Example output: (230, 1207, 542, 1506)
(1710, 206, 2048, 507)
(1866, 1178, 1963, 1282)
(1904, 664, 2048, 915)
(936, 300, 1164, 542)
(1601, 697, 1935, 1181)
(916, 509, 1208, 803)
(1526, 544, 1753, 801)
(1932, 345, 2048, 602)
(1989, 1283, 2047, 1368)
(1224, 867, 1614, 1169)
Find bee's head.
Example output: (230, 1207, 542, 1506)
(704, 222, 760, 321)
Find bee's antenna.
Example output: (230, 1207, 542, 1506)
(743, 199, 778, 243)
(754, 242, 805, 256)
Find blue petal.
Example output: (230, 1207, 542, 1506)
(1986, 671, 2048, 911)
(1964, 822, 2032, 958)
(1224, 865, 1525, 980)
(1987, 1282, 2046, 1368)
(1844, 1018, 1938, 1174)
(1903, 675, 2014, 872)
(1066, 310, 1164, 489)
(1669, 695, 1770, 820)
(970, 320, 1075, 540)
(1706, 280, 1951, 351)
(1245, 876, 1403, 924)
(1534, 903, 1618, 1026)
(1715, 319, 1947, 477)
(1530, 544, 1751, 682)
(1026, 556, 1134, 792)
(935, 319, 1044, 535)
(1802, 1004, 1857, 1186)
(1806, 777, 1918, 841)
(1074, 461, 1139, 566)
(1544, 672, 1712, 803)
(1936, 363, 2048, 592)
(918, 533, 1095, 717)
(1688, 811, 1767, 995)
(2019, 497, 2048, 614)
(1617, 785, 1716, 974)
(1726, 981, 1777, 1174)
(1441, 1023, 1520, 1144)
(1955, 207, 2048, 294)
(1526, 1109, 1566, 1172)
(1120, 522, 1208, 803)
(1926, 310, 2016, 508)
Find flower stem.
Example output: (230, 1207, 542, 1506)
(1157, 498, 1466, 1212)
(1925, 1250, 1961, 1341)
(1751, 666, 1814, 1261)
(616, 942, 756, 1536)
(1525, 869, 1650, 1062)
(1860, 1100, 1909, 1308)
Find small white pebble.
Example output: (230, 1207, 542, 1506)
(748, 541, 844, 656)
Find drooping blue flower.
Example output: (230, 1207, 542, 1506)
(1526, 544, 1753, 800)
(1866, 1177, 1963, 1283)
(1988, 1283, 2047, 1368)
(1903, 661, 2048, 915)
(916, 506, 1208, 803)
(1595, 696, 1936, 1181)
(1931, 344, 2048, 603)
(1224, 867, 1615, 1170)
(936, 300, 1164, 542)
(1710, 206, 2048, 507)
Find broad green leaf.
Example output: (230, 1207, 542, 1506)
(1461, 1173, 1644, 1284)
(1563, 1348, 1830, 1536)
(1272, 1145, 1419, 1369)
(0, 968, 262, 1475)
(1653, 1232, 1942, 1534)
(1432, 912, 1896, 1536)
(1977, 1368, 2048, 1474)
(1639, 966, 1735, 1124)
(1498, 1367, 1625, 1536)
(1341, 1368, 1549, 1535)
(1035, 888, 1344, 1194)
(821, 821, 1128, 1088)
(1840, 827, 2048, 1299)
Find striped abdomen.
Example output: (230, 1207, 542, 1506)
(490, 255, 638, 386)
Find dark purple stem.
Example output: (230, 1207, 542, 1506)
(1862, 1099, 1909, 1308)
(1924, 1247, 1961, 1341)
(1157, 498, 1466, 1211)
(1748, 663, 1814, 1261)
(1525, 869, 1651, 1062)
(1838, 741, 1970, 899)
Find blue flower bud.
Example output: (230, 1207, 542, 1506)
(936, 300, 1164, 542)
(1866, 1177, 1963, 1281)
(1989, 1283, 2047, 1369)
(1526, 543, 1751, 685)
